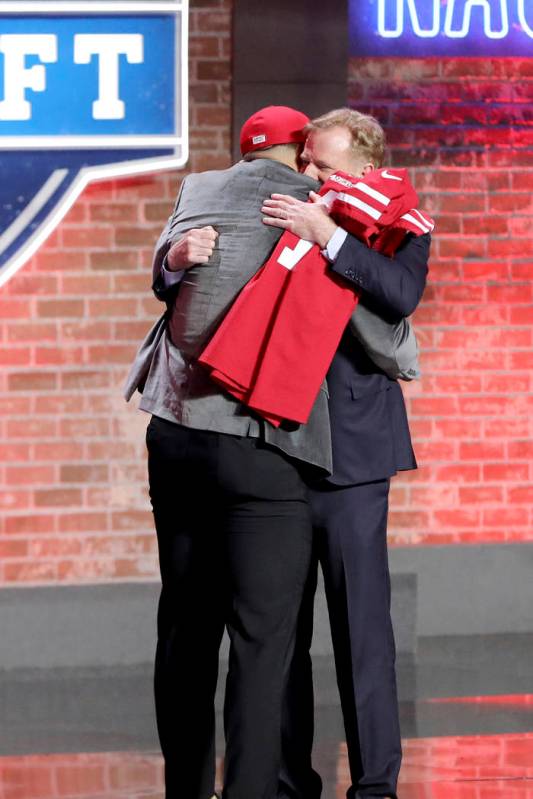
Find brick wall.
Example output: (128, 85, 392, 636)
(350, 57, 533, 545)
(0, 0, 232, 585)
(1, 32, 532, 586)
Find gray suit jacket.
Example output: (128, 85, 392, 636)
(124, 158, 421, 476)
(124, 158, 333, 475)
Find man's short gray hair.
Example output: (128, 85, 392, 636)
(304, 108, 386, 168)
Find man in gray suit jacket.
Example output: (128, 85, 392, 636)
(125, 106, 421, 799)
(125, 106, 339, 799)
(156, 110, 427, 799)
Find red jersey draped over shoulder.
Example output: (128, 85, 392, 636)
(198, 168, 434, 427)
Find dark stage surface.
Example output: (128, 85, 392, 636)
(1, 634, 533, 798)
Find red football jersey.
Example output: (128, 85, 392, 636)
(199, 168, 434, 426)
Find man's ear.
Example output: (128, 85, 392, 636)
(361, 162, 375, 176)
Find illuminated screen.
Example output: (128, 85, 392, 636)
(349, 0, 533, 56)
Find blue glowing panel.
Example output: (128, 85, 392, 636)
(0, 16, 176, 137)
(350, 0, 533, 57)
(0, 1, 188, 288)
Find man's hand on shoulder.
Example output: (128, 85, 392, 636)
(261, 192, 338, 249)
(167, 226, 218, 271)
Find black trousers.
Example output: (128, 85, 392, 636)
(146, 416, 313, 799)
(280, 479, 401, 799)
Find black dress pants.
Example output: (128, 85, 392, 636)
(146, 416, 313, 799)
(280, 479, 401, 799)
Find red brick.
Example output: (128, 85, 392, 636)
(460, 442, 505, 461)
(60, 464, 109, 483)
(511, 262, 533, 280)
(490, 150, 533, 169)
(510, 351, 533, 369)
(441, 59, 491, 78)
(483, 373, 529, 393)
(29, 538, 83, 557)
(483, 463, 530, 481)
(461, 351, 506, 371)
(88, 345, 135, 365)
(0, 491, 31, 510)
(7, 418, 57, 438)
(8, 371, 58, 392)
(114, 320, 153, 340)
(35, 250, 89, 272)
(429, 374, 482, 393)
(414, 441, 456, 462)
(508, 441, 533, 459)
(512, 173, 533, 191)
(58, 513, 109, 533)
(487, 285, 532, 303)
(110, 274, 148, 294)
(510, 306, 533, 324)
(483, 508, 529, 527)
(90, 204, 139, 223)
(484, 417, 530, 438)
(89, 251, 139, 271)
(433, 509, 480, 529)
(61, 320, 112, 341)
(410, 485, 457, 506)
(433, 464, 481, 483)
(34, 394, 82, 416)
(388, 510, 430, 530)
(114, 225, 161, 248)
(463, 261, 509, 281)
(0, 397, 32, 415)
(5, 465, 55, 485)
(87, 441, 139, 460)
(62, 227, 113, 249)
(408, 419, 433, 439)
(5, 274, 58, 295)
(3, 561, 58, 582)
(459, 486, 504, 504)
(111, 510, 153, 530)
(35, 346, 85, 366)
(0, 443, 31, 461)
(439, 285, 485, 303)
(5, 514, 56, 534)
(34, 442, 84, 461)
(0, 540, 29, 558)
(88, 298, 137, 317)
(433, 419, 481, 439)
(438, 238, 486, 259)
(507, 486, 533, 504)
(411, 397, 458, 416)
(0, 346, 31, 366)
(459, 396, 522, 416)
(0, 297, 32, 318)
(6, 322, 57, 342)
(62, 275, 112, 294)
(34, 488, 83, 507)
(37, 299, 84, 318)
(60, 418, 110, 437)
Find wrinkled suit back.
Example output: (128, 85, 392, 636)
(126, 158, 333, 475)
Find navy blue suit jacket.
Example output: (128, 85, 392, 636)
(322, 231, 431, 486)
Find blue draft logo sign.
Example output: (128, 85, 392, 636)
(0, 1, 188, 287)
(350, 0, 533, 56)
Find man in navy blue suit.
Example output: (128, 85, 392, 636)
(160, 107, 430, 799)
(262, 108, 430, 799)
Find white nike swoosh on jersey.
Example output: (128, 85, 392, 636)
(382, 170, 403, 181)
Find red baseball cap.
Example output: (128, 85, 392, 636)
(240, 106, 310, 156)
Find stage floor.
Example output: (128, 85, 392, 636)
(1, 634, 533, 798)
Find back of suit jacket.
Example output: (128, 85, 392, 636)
(126, 157, 333, 476)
